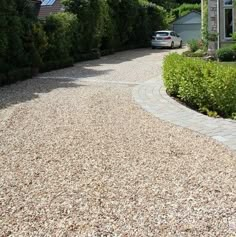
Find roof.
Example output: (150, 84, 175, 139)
(38, 0, 64, 19)
(31, 0, 42, 16)
(172, 11, 201, 25)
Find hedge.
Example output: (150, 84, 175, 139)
(216, 46, 236, 62)
(0, 68, 32, 86)
(0, 0, 168, 87)
(163, 53, 236, 119)
(40, 58, 74, 73)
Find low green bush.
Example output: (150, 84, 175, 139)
(7, 68, 32, 84)
(40, 58, 74, 73)
(216, 47, 236, 62)
(163, 53, 236, 119)
(182, 49, 206, 58)
(187, 39, 203, 52)
(0, 74, 7, 86)
(74, 50, 101, 62)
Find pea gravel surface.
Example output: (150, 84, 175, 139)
(0, 49, 236, 237)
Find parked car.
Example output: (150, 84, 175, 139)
(151, 31, 183, 49)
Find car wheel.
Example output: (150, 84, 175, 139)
(179, 41, 183, 48)
(152, 46, 156, 49)
(170, 41, 174, 49)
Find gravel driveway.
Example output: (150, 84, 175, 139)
(0, 49, 236, 236)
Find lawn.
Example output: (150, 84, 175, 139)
(220, 62, 236, 67)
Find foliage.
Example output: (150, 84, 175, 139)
(40, 58, 73, 72)
(172, 3, 201, 18)
(62, 0, 168, 53)
(0, 0, 39, 78)
(231, 32, 236, 41)
(202, 0, 208, 49)
(163, 53, 236, 118)
(43, 12, 77, 63)
(182, 49, 206, 57)
(62, 0, 107, 53)
(0, 0, 183, 86)
(216, 47, 236, 62)
(187, 39, 203, 52)
(207, 32, 218, 41)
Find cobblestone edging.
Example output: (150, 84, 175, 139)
(133, 76, 236, 151)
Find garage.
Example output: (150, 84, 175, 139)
(172, 11, 201, 43)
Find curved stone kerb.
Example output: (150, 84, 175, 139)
(133, 77, 236, 151)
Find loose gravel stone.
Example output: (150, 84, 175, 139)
(0, 49, 235, 236)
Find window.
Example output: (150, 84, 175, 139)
(225, 9, 233, 38)
(224, 0, 234, 39)
(155, 32, 169, 36)
(224, 0, 233, 6)
(41, 0, 56, 6)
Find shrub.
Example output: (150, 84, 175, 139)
(74, 51, 100, 62)
(163, 53, 236, 118)
(216, 47, 235, 62)
(187, 39, 203, 52)
(43, 12, 77, 62)
(207, 32, 218, 41)
(0, 74, 7, 86)
(182, 49, 206, 58)
(231, 32, 236, 41)
(172, 3, 201, 18)
(40, 58, 73, 73)
(7, 68, 32, 84)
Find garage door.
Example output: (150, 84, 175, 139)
(173, 24, 201, 43)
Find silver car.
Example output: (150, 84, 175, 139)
(151, 31, 183, 49)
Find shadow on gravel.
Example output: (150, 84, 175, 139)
(0, 65, 114, 110)
(83, 48, 172, 66)
(42, 48, 173, 79)
(0, 77, 84, 110)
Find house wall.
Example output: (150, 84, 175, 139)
(208, 0, 235, 48)
(208, 0, 217, 34)
(219, 0, 236, 46)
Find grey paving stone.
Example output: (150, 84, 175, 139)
(133, 78, 236, 152)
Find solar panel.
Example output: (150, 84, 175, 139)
(41, 0, 56, 6)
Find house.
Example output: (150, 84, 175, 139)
(31, 0, 42, 16)
(38, 0, 64, 19)
(206, 0, 235, 48)
(171, 11, 201, 43)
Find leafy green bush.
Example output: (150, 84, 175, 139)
(40, 58, 73, 73)
(163, 53, 236, 118)
(0, 74, 7, 87)
(207, 32, 218, 41)
(63, 0, 168, 52)
(172, 3, 201, 18)
(43, 12, 77, 62)
(182, 49, 206, 58)
(1, 0, 169, 87)
(187, 39, 203, 52)
(231, 32, 236, 41)
(216, 47, 235, 62)
(7, 68, 32, 84)
(74, 51, 101, 62)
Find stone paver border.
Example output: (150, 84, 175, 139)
(133, 76, 236, 151)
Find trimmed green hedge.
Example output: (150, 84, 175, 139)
(163, 53, 236, 119)
(216, 46, 236, 62)
(0, 68, 32, 86)
(40, 58, 74, 73)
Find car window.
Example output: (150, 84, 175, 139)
(170, 32, 175, 36)
(156, 32, 169, 36)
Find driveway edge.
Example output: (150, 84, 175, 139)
(132, 76, 236, 151)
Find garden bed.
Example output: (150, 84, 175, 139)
(163, 53, 236, 120)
